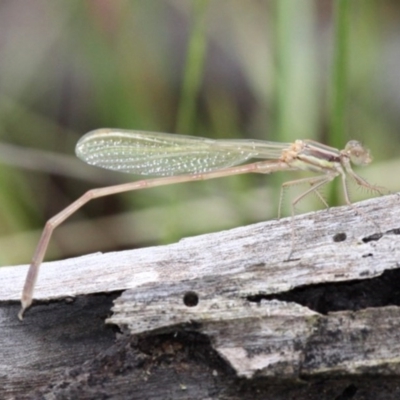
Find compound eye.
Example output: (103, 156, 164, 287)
(345, 140, 372, 166)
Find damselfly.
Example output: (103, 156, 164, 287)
(19, 129, 384, 319)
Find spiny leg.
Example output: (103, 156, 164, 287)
(313, 188, 329, 210)
(340, 172, 382, 231)
(346, 169, 389, 196)
(278, 175, 335, 219)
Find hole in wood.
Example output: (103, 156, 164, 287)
(362, 233, 383, 243)
(387, 228, 400, 235)
(333, 232, 347, 242)
(362, 253, 373, 258)
(183, 291, 199, 307)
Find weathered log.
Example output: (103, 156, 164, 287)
(1, 194, 400, 399)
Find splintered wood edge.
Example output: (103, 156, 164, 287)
(107, 270, 400, 378)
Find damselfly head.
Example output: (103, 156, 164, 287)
(344, 140, 372, 166)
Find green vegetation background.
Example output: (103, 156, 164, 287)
(0, 0, 399, 266)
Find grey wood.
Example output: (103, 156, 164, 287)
(1, 194, 400, 398)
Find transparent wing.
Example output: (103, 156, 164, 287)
(75, 129, 290, 176)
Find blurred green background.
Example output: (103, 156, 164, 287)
(0, 0, 399, 266)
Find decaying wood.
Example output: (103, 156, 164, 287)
(1, 194, 400, 399)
